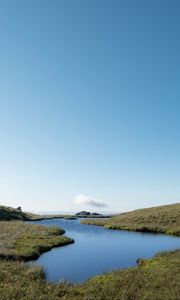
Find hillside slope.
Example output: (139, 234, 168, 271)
(0, 205, 31, 221)
(0, 205, 65, 221)
(82, 203, 180, 236)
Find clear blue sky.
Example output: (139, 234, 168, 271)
(0, 0, 179, 212)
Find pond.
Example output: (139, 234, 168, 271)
(30, 219, 180, 283)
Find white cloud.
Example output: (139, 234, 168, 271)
(74, 194, 108, 208)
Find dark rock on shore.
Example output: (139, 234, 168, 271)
(75, 211, 104, 218)
(75, 211, 91, 216)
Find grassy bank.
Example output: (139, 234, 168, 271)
(0, 221, 74, 260)
(82, 203, 180, 236)
(0, 250, 179, 299)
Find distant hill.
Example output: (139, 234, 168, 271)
(0, 205, 31, 221)
(0, 205, 65, 221)
(0, 205, 110, 221)
(82, 203, 180, 236)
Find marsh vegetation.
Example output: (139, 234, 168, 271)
(0, 250, 179, 300)
(0, 221, 74, 260)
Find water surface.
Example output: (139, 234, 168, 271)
(30, 219, 180, 283)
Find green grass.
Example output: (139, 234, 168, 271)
(0, 250, 179, 299)
(0, 221, 74, 260)
(69, 250, 180, 300)
(82, 203, 180, 236)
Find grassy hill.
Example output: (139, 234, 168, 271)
(82, 203, 180, 236)
(0, 205, 67, 221)
(0, 205, 31, 221)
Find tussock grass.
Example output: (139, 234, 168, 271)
(0, 250, 179, 299)
(0, 259, 71, 300)
(82, 203, 180, 236)
(0, 221, 74, 260)
(69, 250, 180, 300)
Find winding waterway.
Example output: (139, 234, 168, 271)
(30, 218, 180, 283)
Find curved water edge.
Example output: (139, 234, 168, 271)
(29, 218, 180, 283)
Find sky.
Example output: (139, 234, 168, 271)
(0, 0, 179, 213)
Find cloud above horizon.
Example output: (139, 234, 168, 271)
(74, 194, 108, 208)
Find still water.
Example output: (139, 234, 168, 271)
(30, 219, 180, 283)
